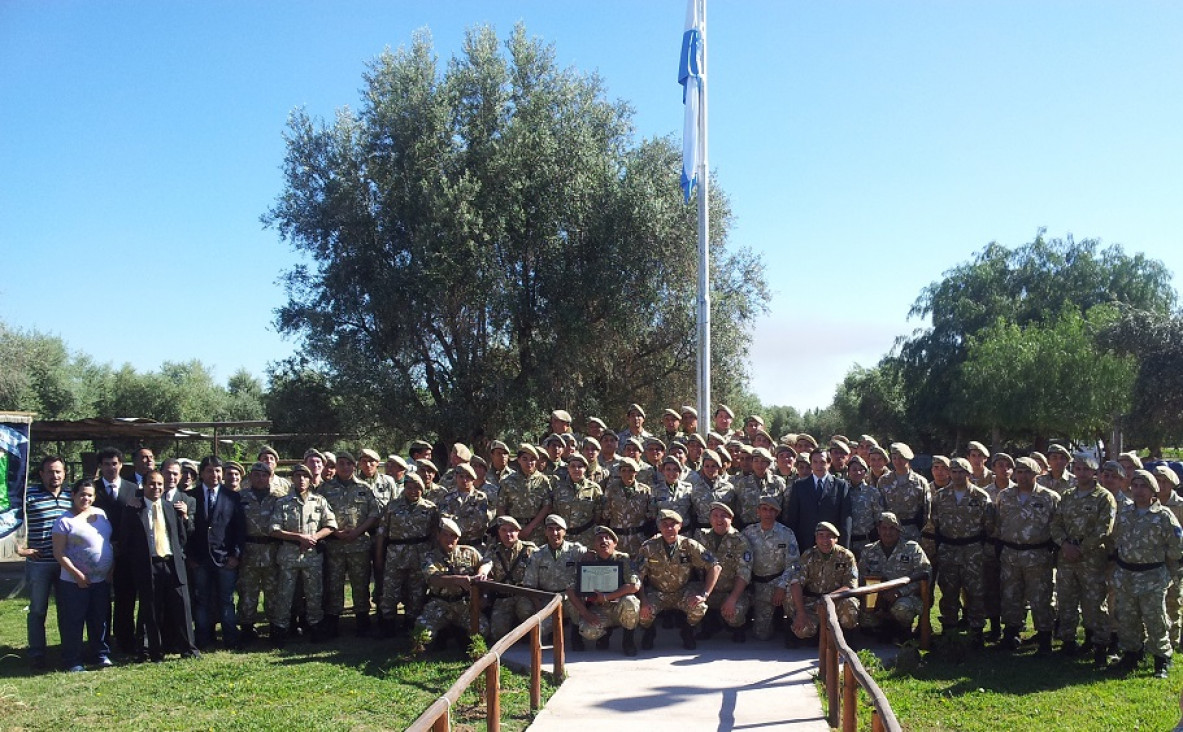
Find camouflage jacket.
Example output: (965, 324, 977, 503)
(688, 472, 736, 529)
(423, 544, 486, 599)
(858, 539, 930, 596)
(798, 544, 858, 597)
(635, 534, 718, 593)
(994, 485, 1060, 547)
(270, 492, 337, 566)
(694, 527, 752, 591)
(438, 489, 494, 544)
(482, 539, 538, 586)
(523, 540, 586, 593)
(741, 522, 801, 589)
(733, 471, 787, 526)
(1050, 483, 1116, 561)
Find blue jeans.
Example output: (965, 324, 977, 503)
(56, 579, 110, 668)
(25, 560, 60, 660)
(191, 563, 239, 647)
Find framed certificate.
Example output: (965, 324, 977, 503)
(577, 560, 624, 595)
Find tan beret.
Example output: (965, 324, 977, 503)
(950, 457, 972, 472)
(815, 521, 840, 538)
(931, 455, 951, 468)
(657, 508, 683, 523)
(455, 463, 477, 480)
(967, 441, 990, 456)
(891, 443, 915, 461)
(708, 501, 734, 518)
(438, 517, 462, 537)
(991, 452, 1015, 469)
(617, 456, 640, 472)
(1015, 457, 1041, 472)
(715, 404, 735, 419)
(1154, 465, 1180, 487)
(544, 514, 568, 529)
(878, 512, 901, 528)
(359, 448, 382, 462)
(452, 443, 473, 461)
(551, 409, 572, 423)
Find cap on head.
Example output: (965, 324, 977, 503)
(890, 443, 915, 461)
(1072, 453, 1099, 470)
(657, 508, 683, 523)
(250, 461, 272, 474)
(991, 452, 1016, 469)
(681, 406, 698, 418)
(455, 463, 477, 480)
(496, 515, 522, 530)
(1155, 465, 1180, 487)
(967, 440, 989, 455)
(594, 525, 618, 542)
(627, 403, 646, 418)
(544, 514, 568, 529)
(878, 512, 901, 529)
(815, 521, 840, 538)
(551, 409, 573, 424)
(438, 517, 462, 537)
(708, 501, 734, 518)
(757, 495, 781, 511)
(950, 457, 972, 472)
(1015, 457, 1040, 473)
(386, 455, 408, 470)
(931, 455, 951, 468)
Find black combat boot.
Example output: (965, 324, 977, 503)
(641, 625, 657, 651)
(1002, 627, 1021, 652)
(1092, 644, 1108, 669)
(1111, 650, 1143, 675)
(270, 625, 287, 649)
(355, 612, 372, 637)
(596, 629, 612, 651)
(680, 620, 698, 650)
(323, 614, 340, 639)
(1035, 631, 1053, 655)
(984, 617, 1002, 644)
(570, 625, 586, 652)
(696, 612, 720, 640)
(1059, 637, 1078, 656)
(1154, 655, 1172, 679)
(622, 629, 638, 657)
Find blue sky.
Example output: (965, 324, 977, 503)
(2, 1, 1181, 413)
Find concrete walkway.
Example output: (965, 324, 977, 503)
(503, 626, 830, 731)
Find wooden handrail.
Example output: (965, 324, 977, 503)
(407, 585, 566, 732)
(816, 573, 931, 731)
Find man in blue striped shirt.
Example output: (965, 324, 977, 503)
(18, 455, 73, 670)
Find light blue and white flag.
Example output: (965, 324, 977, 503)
(678, 0, 705, 203)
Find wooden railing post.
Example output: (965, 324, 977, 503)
(432, 709, 449, 732)
(824, 601, 839, 727)
(531, 625, 542, 711)
(486, 662, 501, 732)
(919, 578, 932, 651)
(842, 657, 857, 732)
(553, 599, 565, 680)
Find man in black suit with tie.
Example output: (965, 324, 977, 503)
(121, 470, 200, 661)
(784, 448, 852, 552)
(187, 456, 245, 650)
(95, 446, 139, 655)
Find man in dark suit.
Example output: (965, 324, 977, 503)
(121, 470, 199, 661)
(95, 446, 139, 655)
(160, 458, 197, 536)
(784, 448, 852, 552)
(187, 456, 245, 649)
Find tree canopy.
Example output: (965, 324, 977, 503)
(264, 24, 768, 448)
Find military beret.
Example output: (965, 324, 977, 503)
(795, 453, 811, 465)
(516, 443, 540, 459)
(258, 446, 280, 460)
(250, 461, 272, 474)
(860, 435, 879, 448)
(662, 408, 681, 419)
(409, 440, 433, 452)
(582, 436, 602, 451)
(754, 428, 774, 443)
(991, 452, 1015, 469)
(757, 495, 781, 511)
(303, 448, 324, 461)
(452, 443, 473, 461)
(544, 514, 568, 529)
(815, 521, 840, 538)
(726, 439, 744, 451)
(560, 433, 577, 446)
(702, 449, 722, 466)
(829, 441, 852, 456)
(967, 441, 990, 456)
(1030, 452, 1049, 470)
(950, 457, 972, 472)
(543, 433, 564, 447)
(438, 517, 462, 537)
(657, 508, 683, 523)
(1101, 460, 1125, 477)
(1154, 465, 1180, 487)
(667, 441, 687, 454)
(455, 463, 477, 480)
(869, 446, 890, 460)
(496, 515, 522, 530)
(830, 435, 851, 447)
(1120, 451, 1144, 469)
(1072, 453, 1099, 470)
(715, 404, 735, 419)
(470, 455, 487, 469)
(551, 409, 573, 423)
(796, 434, 819, 449)
(224, 460, 246, 474)
(386, 455, 408, 470)
(404, 473, 425, 490)
(1014, 457, 1040, 473)
(931, 455, 951, 468)
(566, 453, 589, 467)
(891, 443, 915, 461)
(684, 433, 706, 447)
(334, 452, 356, 465)
(1131, 469, 1157, 489)
(878, 511, 901, 528)
(627, 403, 646, 418)
(745, 414, 765, 426)
(681, 406, 698, 418)
(586, 417, 608, 430)
(617, 456, 640, 472)
(594, 525, 618, 542)
(624, 437, 645, 453)
(600, 431, 619, 443)
(1047, 444, 1071, 459)
(643, 436, 667, 450)
(290, 464, 312, 478)
(775, 443, 797, 456)
(780, 433, 799, 445)
(750, 447, 773, 462)
(740, 444, 755, 456)
(359, 448, 382, 462)
(708, 501, 734, 518)
(490, 440, 510, 453)
(659, 455, 681, 468)
(321, 451, 336, 465)
(415, 459, 438, 474)
(848, 455, 869, 469)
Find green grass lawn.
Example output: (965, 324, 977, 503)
(0, 571, 554, 731)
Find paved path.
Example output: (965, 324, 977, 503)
(503, 626, 830, 731)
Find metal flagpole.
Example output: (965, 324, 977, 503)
(696, 0, 711, 429)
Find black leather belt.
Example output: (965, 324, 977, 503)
(1000, 539, 1054, 551)
(431, 594, 467, 603)
(569, 520, 595, 535)
(390, 535, 431, 545)
(1117, 558, 1165, 572)
(851, 533, 871, 542)
(613, 526, 646, 535)
(937, 533, 985, 546)
(751, 572, 780, 583)
(245, 536, 279, 545)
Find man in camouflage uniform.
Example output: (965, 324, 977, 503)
(636, 509, 721, 651)
(995, 457, 1060, 653)
(789, 522, 858, 642)
(617, 403, 652, 446)
(1154, 465, 1183, 652)
(1110, 469, 1183, 678)
(439, 443, 474, 491)
(878, 443, 929, 546)
(268, 464, 337, 646)
(688, 449, 736, 531)
(414, 517, 490, 649)
(517, 514, 586, 644)
(497, 444, 554, 544)
(417, 459, 446, 505)
(1050, 453, 1116, 662)
(258, 446, 291, 497)
(237, 462, 280, 646)
(1037, 444, 1075, 496)
(482, 516, 538, 640)
(568, 526, 641, 655)
(487, 441, 514, 488)
(540, 434, 567, 479)
(359, 449, 400, 508)
(846, 456, 884, 560)
(550, 454, 604, 546)
(734, 448, 787, 529)
(438, 463, 494, 550)
(966, 441, 994, 489)
(693, 502, 752, 642)
(318, 453, 381, 637)
(375, 473, 438, 636)
(981, 452, 1015, 641)
(742, 497, 803, 644)
(866, 445, 892, 489)
(652, 456, 693, 534)
(858, 512, 931, 643)
(580, 437, 611, 486)
(929, 458, 995, 645)
(683, 432, 706, 474)
(603, 457, 655, 556)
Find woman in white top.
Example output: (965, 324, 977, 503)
(52, 479, 114, 672)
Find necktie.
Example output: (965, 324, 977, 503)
(153, 500, 170, 558)
(208, 489, 217, 514)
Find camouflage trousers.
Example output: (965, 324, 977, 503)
(936, 544, 987, 630)
(859, 594, 924, 630)
(1000, 549, 1054, 632)
(236, 562, 277, 626)
(790, 596, 858, 638)
(578, 596, 640, 640)
(638, 583, 708, 628)
(324, 546, 372, 616)
(749, 581, 791, 640)
(1114, 565, 1172, 658)
(705, 586, 750, 629)
(417, 596, 487, 644)
(983, 551, 1001, 619)
(274, 560, 324, 628)
(489, 596, 526, 640)
(379, 559, 427, 621)
(1167, 567, 1183, 648)
(1055, 559, 1108, 643)
(513, 594, 574, 637)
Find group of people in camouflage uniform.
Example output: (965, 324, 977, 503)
(37, 403, 1180, 680)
